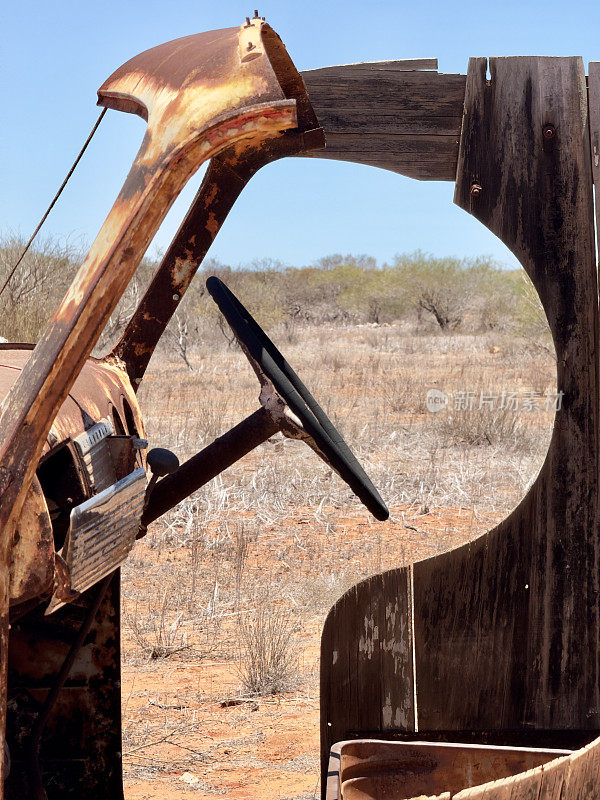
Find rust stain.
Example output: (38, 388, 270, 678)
(0, 18, 323, 797)
(9, 477, 54, 605)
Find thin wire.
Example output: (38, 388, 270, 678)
(0, 106, 107, 299)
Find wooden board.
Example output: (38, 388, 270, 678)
(450, 737, 600, 799)
(535, 755, 571, 800)
(320, 568, 415, 793)
(300, 62, 465, 180)
(589, 63, 600, 269)
(561, 735, 600, 798)
(309, 58, 439, 72)
(318, 55, 600, 797)
(412, 57, 600, 730)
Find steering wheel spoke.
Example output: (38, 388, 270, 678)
(206, 277, 389, 521)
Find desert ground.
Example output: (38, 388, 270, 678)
(120, 319, 556, 799)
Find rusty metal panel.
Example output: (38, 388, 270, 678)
(6, 576, 123, 800)
(0, 350, 143, 454)
(325, 739, 572, 800)
(0, 19, 298, 538)
(0, 17, 322, 798)
(73, 417, 116, 492)
(111, 23, 324, 385)
(9, 477, 54, 606)
(62, 468, 146, 594)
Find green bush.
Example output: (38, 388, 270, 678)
(0, 234, 550, 351)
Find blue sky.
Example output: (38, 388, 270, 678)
(1, 0, 599, 270)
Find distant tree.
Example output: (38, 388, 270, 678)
(397, 252, 501, 331)
(0, 232, 81, 342)
(166, 311, 195, 370)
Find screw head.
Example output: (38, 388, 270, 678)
(543, 124, 556, 140)
(470, 183, 483, 197)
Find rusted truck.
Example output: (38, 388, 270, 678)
(2, 14, 600, 800)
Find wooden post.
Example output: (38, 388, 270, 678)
(320, 568, 415, 797)
(588, 63, 600, 269)
(318, 56, 600, 797)
(413, 57, 600, 732)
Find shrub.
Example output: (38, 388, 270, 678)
(236, 607, 300, 696)
(0, 232, 81, 341)
(396, 252, 499, 331)
(0, 232, 547, 349)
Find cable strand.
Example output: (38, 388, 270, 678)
(0, 107, 107, 299)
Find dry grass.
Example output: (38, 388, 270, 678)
(121, 319, 556, 798)
(236, 607, 301, 696)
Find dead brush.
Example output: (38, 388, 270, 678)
(125, 590, 190, 660)
(435, 401, 526, 449)
(123, 573, 224, 662)
(383, 372, 427, 414)
(236, 606, 301, 696)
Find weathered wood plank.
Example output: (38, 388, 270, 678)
(305, 133, 459, 180)
(304, 59, 439, 76)
(561, 736, 600, 798)
(301, 110, 461, 136)
(302, 73, 464, 120)
(320, 568, 415, 798)
(303, 68, 465, 114)
(413, 56, 600, 731)
(299, 63, 465, 180)
(504, 767, 542, 799)
(535, 755, 570, 800)
(306, 133, 459, 156)
(589, 63, 600, 270)
(307, 152, 457, 181)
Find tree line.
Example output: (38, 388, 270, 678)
(0, 234, 549, 354)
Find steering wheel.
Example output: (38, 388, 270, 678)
(206, 276, 389, 521)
